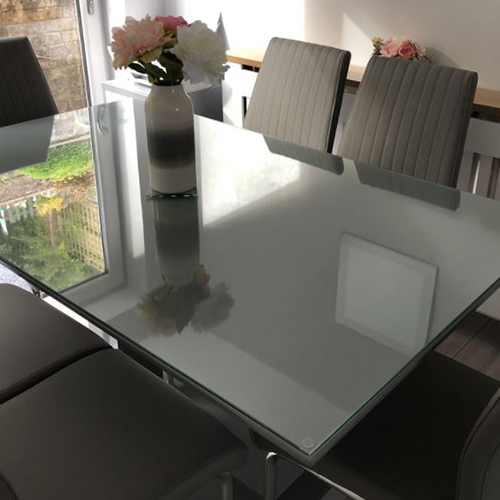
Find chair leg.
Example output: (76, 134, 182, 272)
(219, 472, 234, 500)
(264, 452, 366, 500)
(264, 452, 279, 500)
(162, 370, 174, 385)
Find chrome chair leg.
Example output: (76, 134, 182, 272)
(219, 472, 234, 500)
(162, 370, 174, 385)
(264, 452, 367, 500)
(264, 452, 279, 500)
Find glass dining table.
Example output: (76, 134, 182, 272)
(1, 98, 500, 466)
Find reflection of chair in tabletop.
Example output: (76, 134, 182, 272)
(264, 136, 344, 176)
(356, 163, 461, 210)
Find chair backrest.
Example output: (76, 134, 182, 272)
(339, 56, 477, 187)
(458, 388, 500, 500)
(0, 37, 58, 128)
(244, 37, 351, 152)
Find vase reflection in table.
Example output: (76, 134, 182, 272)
(138, 197, 234, 336)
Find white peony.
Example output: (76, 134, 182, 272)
(171, 21, 229, 86)
(191, 283, 234, 333)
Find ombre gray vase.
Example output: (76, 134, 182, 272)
(145, 84, 196, 194)
(152, 196, 200, 285)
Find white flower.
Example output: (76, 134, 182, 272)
(191, 283, 234, 332)
(171, 21, 229, 86)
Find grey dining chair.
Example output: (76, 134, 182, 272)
(0, 284, 247, 500)
(0, 36, 58, 128)
(339, 56, 478, 187)
(244, 37, 351, 152)
(262, 351, 500, 500)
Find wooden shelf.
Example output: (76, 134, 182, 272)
(227, 48, 265, 68)
(227, 49, 500, 117)
(474, 88, 500, 117)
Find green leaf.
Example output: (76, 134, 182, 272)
(158, 52, 183, 85)
(128, 62, 147, 74)
(144, 63, 169, 83)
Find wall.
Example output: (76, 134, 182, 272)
(123, 0, 166, 21)
(0, 0, 87, 112)
(161, 0, 500, 92)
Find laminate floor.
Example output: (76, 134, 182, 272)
(437, 311, 500, 380)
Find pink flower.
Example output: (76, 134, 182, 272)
(414, 42, 426, 59)
(155, 15, 188, 35)
(380, 39, 400, 57)
(111, 15, 170, 69)
(398, 41, 418, 60)
(379, 37, 426, 61)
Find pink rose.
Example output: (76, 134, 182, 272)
(111, 15, 170, 69)
(155, 15, 188, 35)
(398, 41, 418, 60)
(381, 39, 400, 57)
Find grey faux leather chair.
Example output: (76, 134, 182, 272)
(0, 285, 247, 500)
(0, 284, 108, 404)
(244, 37, 351, 152)
(0, 36, 58, 128)
(263, 351, 500, 500)
(339, 56, 478, 187)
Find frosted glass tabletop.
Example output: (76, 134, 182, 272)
(1, 99, 500, 464)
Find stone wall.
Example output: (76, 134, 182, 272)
(0, 0, 88, 112)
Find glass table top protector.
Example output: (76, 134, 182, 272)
(1, 99, 500, 464)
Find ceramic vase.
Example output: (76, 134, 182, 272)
(145, 84, 196, 195)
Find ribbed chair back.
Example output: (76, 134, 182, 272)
(244, 37, 351, 152)
(0, 37, 58, 127)
(339, 56, 477, 186)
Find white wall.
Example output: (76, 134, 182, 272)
(124, 0, 166, 19)
(160, 0, 500, 91)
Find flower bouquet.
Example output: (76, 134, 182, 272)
(372, 36, 430, 62)
(111, 15, 229, 86)
(111, 15, 229, 195)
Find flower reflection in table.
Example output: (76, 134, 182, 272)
(138, 265, 234, 336)
(137, 196, 234, 335)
